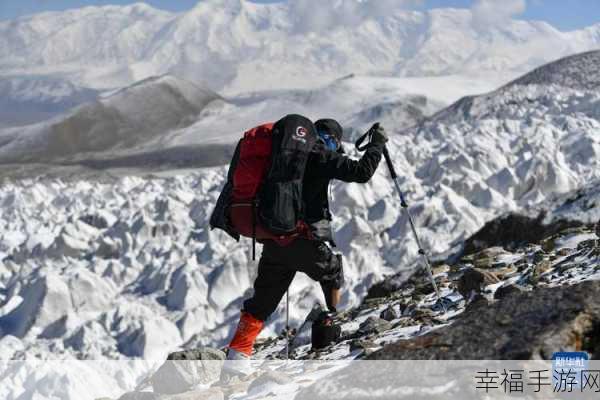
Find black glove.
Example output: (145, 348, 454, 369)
(369, 124, 388, 146)
(355, 122, 389, 151)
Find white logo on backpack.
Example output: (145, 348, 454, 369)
(293, 126, 308, 144)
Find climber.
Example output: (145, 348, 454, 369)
(225, 119, 388, 362)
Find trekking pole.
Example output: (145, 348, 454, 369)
(285, 289, 290, 360)
(355, 124, 446, 313)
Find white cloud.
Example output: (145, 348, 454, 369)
(288, 0, 423, 34)
(471, 0, 527, 29)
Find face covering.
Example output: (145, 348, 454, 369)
(318, 130, 340, 151)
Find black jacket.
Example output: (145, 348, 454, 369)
(209, 141, 384, 242)
(302, 141, 384, 242)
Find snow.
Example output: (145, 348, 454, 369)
(554, 233, 597, 250)
(0, 3, 599, 94)
(1, 199, 599, 400)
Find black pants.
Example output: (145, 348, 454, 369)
(243, 239, 344, 321)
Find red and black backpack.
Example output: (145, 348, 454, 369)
(210, 114, 318, 257)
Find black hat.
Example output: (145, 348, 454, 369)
(315, 119, 343, 141)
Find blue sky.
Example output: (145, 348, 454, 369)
(0, 0, 598, 31)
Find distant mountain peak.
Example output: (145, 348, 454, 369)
(505, 50, 600, 91)
(1, 4, 599, 93)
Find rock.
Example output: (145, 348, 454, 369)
(596, 220, 600, 238)
(514, 258, 529, 271)
(118, 392, 160, 400)
(367, 281, 600, 359)
(577, 239, 598, 251)
(465, 293, 488, 310)
(474, 246, 507, 260)
(152, 348, 225, 395)
(494, 265, 517, 279)
(247, 370, 293, 392)
(457, 268, 500, 299)
(401, 302, 416, 317)
(472, 257, 494, 269)
(494, 284, 526, 300)
(167, 348, 225, 361)
(432, 264, 450, 275)
(412, 308, 436, 321)
(557, 248, 573, 256)
(532, 250, 546, 263)
(380, 305, 399, 321)
(413, 281, 436, 296)
(555, 262, 574, 274)
(528, 259, 552, 286)
(558, 227, 589, 236)
(536, 259, 552, 273)
(463, 213, 583, 254)
(349, 339, 378, 353)
(365, 278, 402, 300)
(358, 317, 392, 335)
(540, 237, 555, 252)
(363, 297, 385, 308)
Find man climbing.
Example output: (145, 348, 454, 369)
(223, 119, 388, 360)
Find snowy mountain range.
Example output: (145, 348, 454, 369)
(1, 0, 599, 95)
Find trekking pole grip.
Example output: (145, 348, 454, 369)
(355, 131, 371, 152)
(355, 122, 380, 152)
(383, 146, 398, 180)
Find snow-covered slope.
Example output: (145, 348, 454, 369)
(383, 50, 600, 257)
(0, 76, 98, 128)
(1, 1, 598, 93)
(505, 50, 600, 91)
(0, 50, 599, 363)
(1, 191, 599, 399)
(0, 74, 443, 173)
(0, 75, 221, 164)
